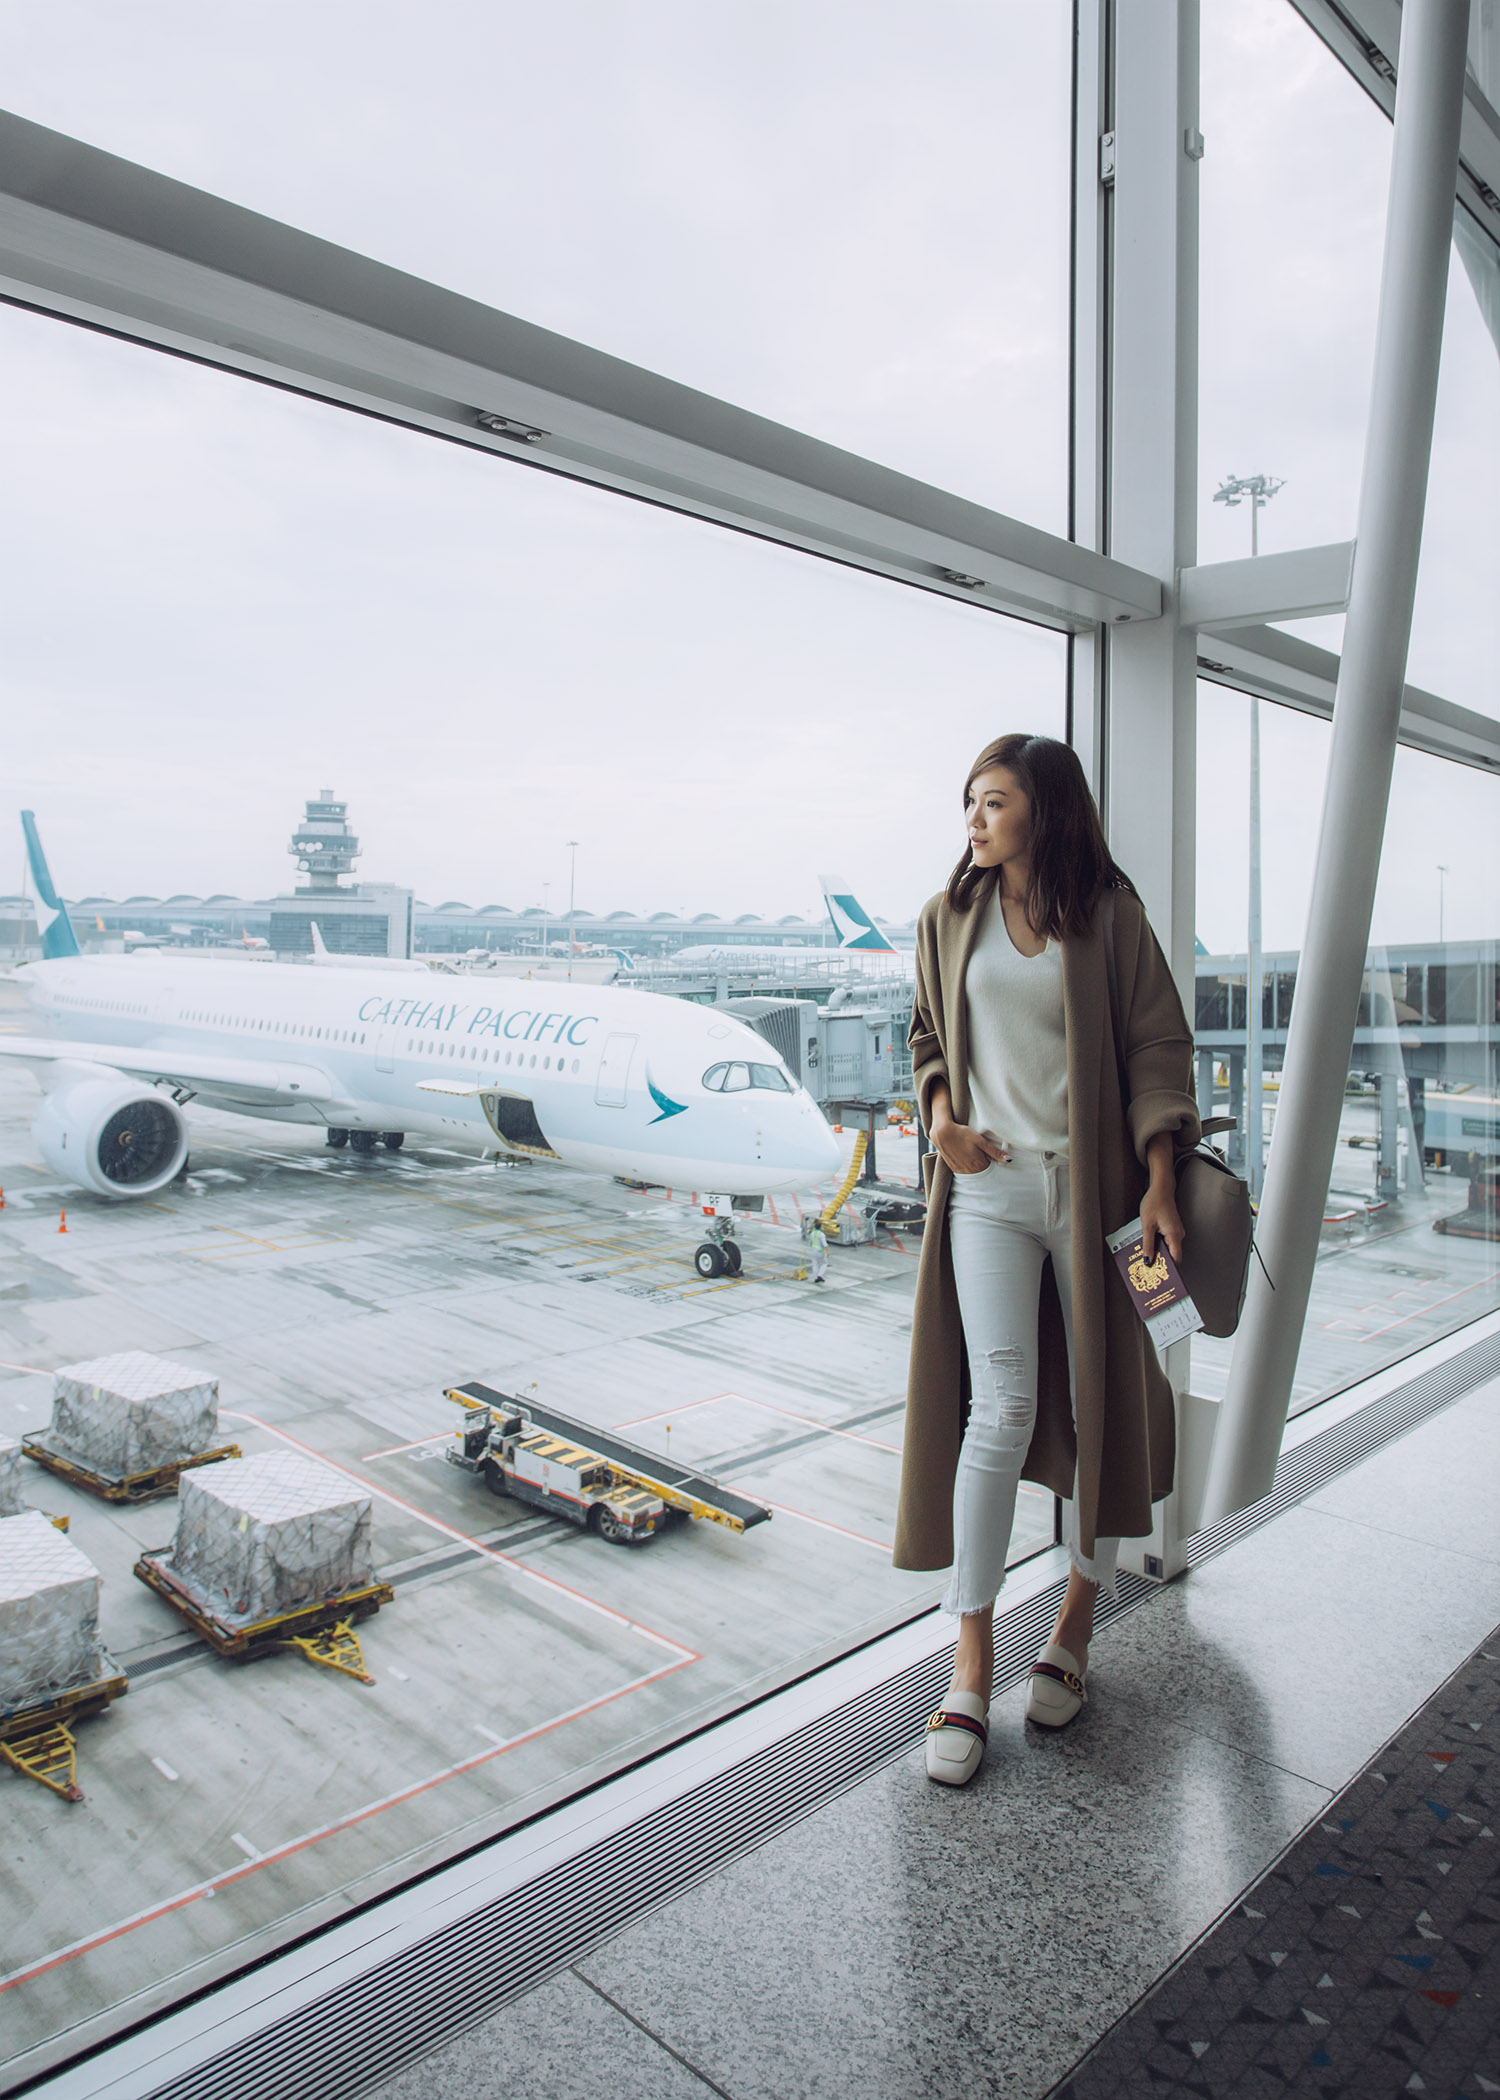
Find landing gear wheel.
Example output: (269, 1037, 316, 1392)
(325, 1128, 350, 1149)
(694, 1242, 727, 1278)
(381, 1132, 405, 1151)
(349, 1130, 378, 1156)
(722, 1240, 743, 1275)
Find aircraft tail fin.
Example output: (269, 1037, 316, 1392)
(818, 873, 896, 954)
(21, 812, 80, 960)
(310, 921, 330, 960)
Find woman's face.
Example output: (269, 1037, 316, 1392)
(965, 765, 1031, 870)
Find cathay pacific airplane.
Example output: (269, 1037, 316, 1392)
(3, 816, 841, 1203)
(672, 875, 900, 967)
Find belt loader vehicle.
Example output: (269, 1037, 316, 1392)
(444, 1383, 772, 1546)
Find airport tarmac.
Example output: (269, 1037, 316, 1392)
(0, 973, 1493, 2082)
(0, 989, 1056, 2084)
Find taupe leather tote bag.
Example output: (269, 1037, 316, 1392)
(1101, 892, 1260, 1338)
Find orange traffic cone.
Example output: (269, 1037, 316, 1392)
(0, 1185, 5, 1208)
(57, 1209, 67, 1233)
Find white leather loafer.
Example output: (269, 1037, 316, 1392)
(924, 1689, 989, 1785)
(1025, 1642, 1088, 1728)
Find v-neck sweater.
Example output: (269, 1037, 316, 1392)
(963, 890, 1070, 1154)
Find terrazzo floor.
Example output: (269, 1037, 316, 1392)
(367, 1373, 1500, 2100)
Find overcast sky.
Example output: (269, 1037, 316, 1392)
(2, 0, 1495, 949)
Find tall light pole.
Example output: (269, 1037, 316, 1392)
(567, 840, 578, 979)
(1437, 862, 1448, 944)
(1212, 472, 1285, 1197)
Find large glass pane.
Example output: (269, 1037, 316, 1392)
(1195, 683, 1500, 1418)
(1199, 0, 1500, 708)
(1199, 0, 1391, 563)
(0, 306, 1064, 2072)
(0, 0, 1072, 525)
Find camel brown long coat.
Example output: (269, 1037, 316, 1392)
(893, 884, 1201, 1572)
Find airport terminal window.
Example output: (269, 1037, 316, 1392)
(1, 276, 1067, 2069)
(1195, 685, 1499, 1419)
(0, 0, 1072, 523)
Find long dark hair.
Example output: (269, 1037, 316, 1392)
(945, 733, 1134, 938)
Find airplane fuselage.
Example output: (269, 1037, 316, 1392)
(14, 955, 842, 1195)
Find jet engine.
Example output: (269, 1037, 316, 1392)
(33, 1080, 189, 1196)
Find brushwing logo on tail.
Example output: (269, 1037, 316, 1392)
(818, 873, 896, 954)
(21, 811, 80, 961)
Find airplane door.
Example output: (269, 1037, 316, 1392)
(376, 1033, 395, 1074)
(595, 1032, 638, 1108)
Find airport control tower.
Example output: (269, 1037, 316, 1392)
(268, 790, 414, 958)
(288, 789, 361, 893)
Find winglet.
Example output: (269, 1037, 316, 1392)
(21, 812, 80, 960)
(818, 874, 896, 954)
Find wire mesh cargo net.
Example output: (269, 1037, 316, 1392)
(49, 1350, 220, 1475)
(0, 1438, 24, 1517)
(0, 1511, 107, 1713)
(167, 1452, 374, 1627)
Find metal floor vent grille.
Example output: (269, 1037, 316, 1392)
(86, 1328, 1497, 2100)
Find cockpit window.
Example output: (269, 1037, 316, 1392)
(702, 1060, 792, 1093)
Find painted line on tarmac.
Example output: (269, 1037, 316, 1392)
(0, 1656, 689, 2001)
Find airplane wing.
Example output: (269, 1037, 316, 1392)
(0, 1034, 334, 1105)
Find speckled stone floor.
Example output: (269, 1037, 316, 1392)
(366, 1373, 1500, 2100)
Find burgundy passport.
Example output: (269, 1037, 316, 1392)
(1105, 1216, 1203, 1347)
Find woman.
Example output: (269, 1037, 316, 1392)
(898, 733, 1200, 1786)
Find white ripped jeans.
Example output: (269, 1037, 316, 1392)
(942, 1148, 1120, 1618)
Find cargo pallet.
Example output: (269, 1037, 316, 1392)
(134, 1550, 393, 1683)
(22, 1432, 242, 1505)
(0, 1663, 128, 1802)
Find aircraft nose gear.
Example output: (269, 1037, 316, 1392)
(692, 1217, 744, 1279)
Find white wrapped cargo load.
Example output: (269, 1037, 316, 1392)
(48, 1351, 219, 1478)
(0, 1438, 24, 1517)
(0, 1511, 107, 1713)
(168, 1453, 374, 1627)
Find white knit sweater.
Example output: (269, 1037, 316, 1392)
(963, 890, 1069, 1154)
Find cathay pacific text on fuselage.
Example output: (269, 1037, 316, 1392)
(354, 993, 600, 1046)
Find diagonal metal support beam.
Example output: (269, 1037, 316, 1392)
(1178, 541, 1354, 630)
(0, 110, 1162, 635)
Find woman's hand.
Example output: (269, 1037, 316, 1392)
(1141, 1132, 1185, 1263)
(928, 1084, 1010, 1177)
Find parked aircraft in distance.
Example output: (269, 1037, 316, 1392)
(4, 815, 842, 1203)
(672, 875, 900, 967)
